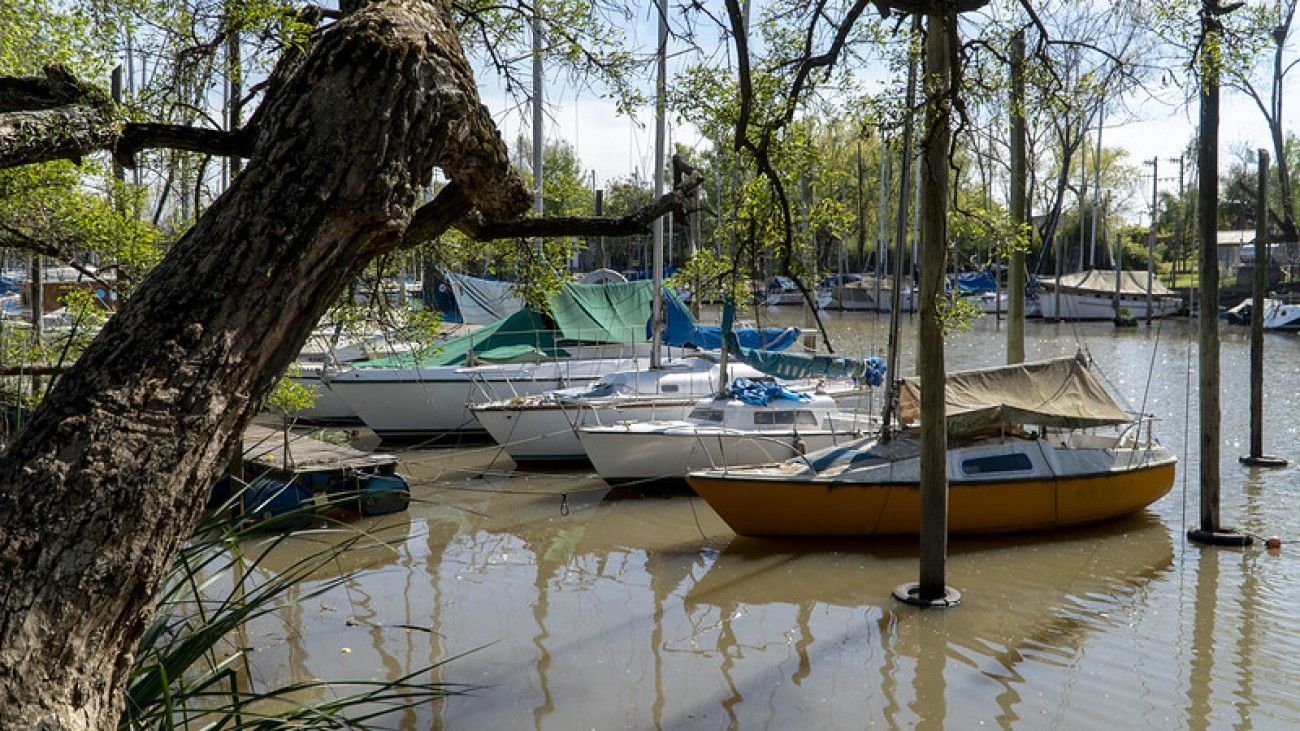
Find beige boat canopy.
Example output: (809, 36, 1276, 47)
(1044, 269, 1173, 297)
(898, 356, 1132, 434)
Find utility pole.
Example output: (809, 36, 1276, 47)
(1145, 157, 1158, 326)
(1169, 154, 1186, 286)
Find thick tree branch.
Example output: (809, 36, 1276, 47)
(0, 105, 122, 168)
(115, 123, 253, 168)
(872, 0, 987, 16)
(0, 65, 110, 113)
(0, 2, 528, 725)
(403, 166, 705, 246)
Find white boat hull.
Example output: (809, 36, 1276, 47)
(830, 290, 915, 312)
(326, 358, 644, 439)
(578, 425, 862, 484)
(1263, 302, 1300, 330)
(765, 291, 805, 306)
(474, 399, 698, 462)
(288, 365, 361, 424)
(1037, 291, 1181, 320)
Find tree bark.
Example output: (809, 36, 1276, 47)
(0, 2, 527, 729)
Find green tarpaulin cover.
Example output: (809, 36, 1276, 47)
(354, 280, 656, 368)
(546, 280, 656, 344)
(359, 308, 566, 367)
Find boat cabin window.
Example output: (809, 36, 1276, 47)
(961, 453, 1033, 475)
(660, 384, 679, 393)
(753, 410, 819, 426)
(689, 407, 724, 422)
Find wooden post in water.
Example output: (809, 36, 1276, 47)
(893, 9, 960, 608)
(1240, 149, 1287, 468)
(1006, 30, 1026, 364)
(1189, 0, 1251, 546)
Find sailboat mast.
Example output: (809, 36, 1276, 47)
(880, 17, 920, 438)
(875, 136, 890, 310)
(650, 0, 668, 370)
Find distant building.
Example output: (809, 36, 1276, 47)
(1217, 229, 1254, 272)
(1220, 230, 1300, 284)
(18, 266, 119, 314)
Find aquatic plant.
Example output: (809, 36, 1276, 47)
(119, 486, 458, 730)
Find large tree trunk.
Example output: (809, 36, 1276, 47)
(0, 2, 527, 729)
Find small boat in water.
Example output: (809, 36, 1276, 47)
(471, 357, 765, 463)
(1262, 299, 1300, 330)
(1038, 270, 1181, 320)
(686, 356, 1175, 536)
(764, 276, 807, 306)
(827, 275, 917, 312)
(324, 281, 667, 440)
(578, 379, 874, 486)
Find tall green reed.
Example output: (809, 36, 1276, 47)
(120, 481, 461, 730)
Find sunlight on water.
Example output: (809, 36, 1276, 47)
(239, 313, 1300, 728)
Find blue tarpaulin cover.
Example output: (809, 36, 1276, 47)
(728, 377, 812, 405)
(949, 270, 997, 294)
(658, 290, 801, 351)
(719, 303, 887, 385)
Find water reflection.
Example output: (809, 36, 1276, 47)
(228, 314, 1300, 728)
(683, 515, 1172, 726)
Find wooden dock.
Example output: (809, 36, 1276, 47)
(240, 424, 396, 476)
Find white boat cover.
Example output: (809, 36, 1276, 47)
(1044, 270, 1173, 297)
(445, 272, 524, 325)
(898, 356, 1131, 435)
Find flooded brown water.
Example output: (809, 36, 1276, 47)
(240, 312, 1300, 728)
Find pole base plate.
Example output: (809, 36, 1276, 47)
(1238, 455, 1288, 468)
(1187, 528, 1253, 547)
(892, 583, 962, 608)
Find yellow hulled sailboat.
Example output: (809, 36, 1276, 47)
(686, 356, 1175, 536)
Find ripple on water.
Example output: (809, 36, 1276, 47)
(233, 314, 1300, 728)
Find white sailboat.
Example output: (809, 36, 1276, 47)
(1038, 270, 1181, 320)
(829, 275, 917, 312)
(471, 356, 764, 462)
(577, 379, 873, 485)
(324, 350, 650, 440)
